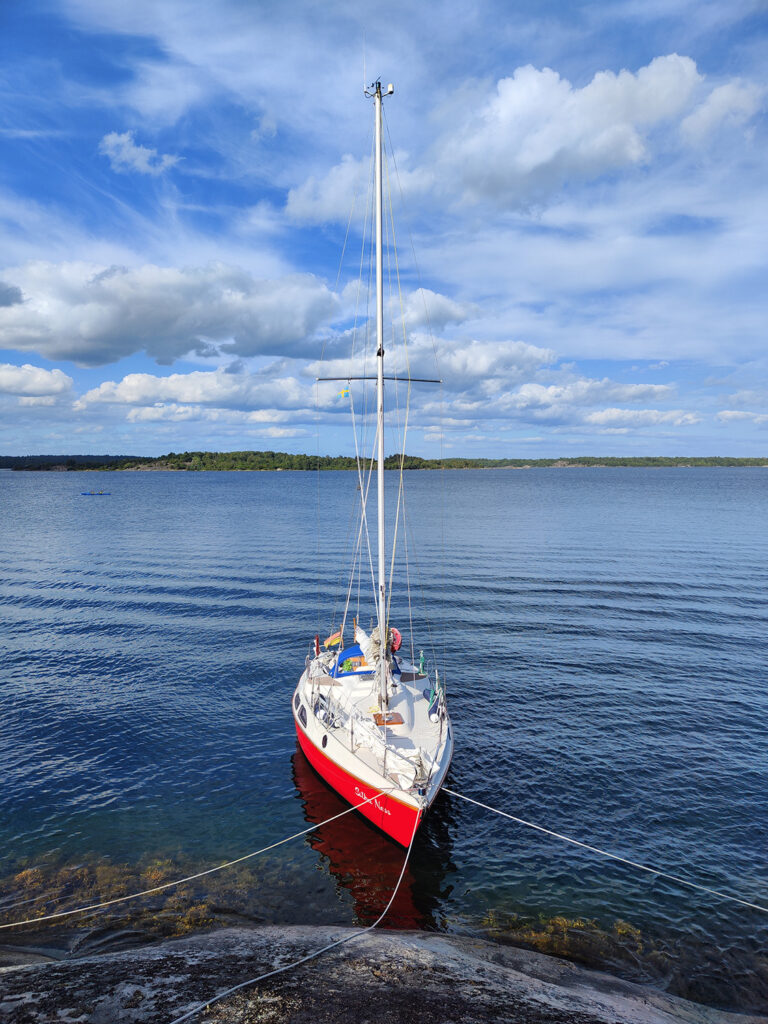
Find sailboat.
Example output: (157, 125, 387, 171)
(292, 81, 453, 847)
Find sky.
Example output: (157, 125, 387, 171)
(0, 0, 766, 458)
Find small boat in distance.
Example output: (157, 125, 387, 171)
(292, 82, 453, 847)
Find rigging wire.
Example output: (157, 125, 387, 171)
(353, 141, 377, 627)
(400, 491, 417, 666)
(360, 145, 376, 518)
(327, 136, 376, 636)
(0, 794, 385, 932)
(341, 396, 378, 636)
(382, 137, 414, 639)
(443, 788, 768, 916)
(166, 810, 420, 1024)
(316, 111, 373, 636)
(382, 107, 442, 674)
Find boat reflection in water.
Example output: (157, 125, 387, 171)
(292, 745, 455, 930)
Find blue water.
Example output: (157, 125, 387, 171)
(1, 468, 767, 1011)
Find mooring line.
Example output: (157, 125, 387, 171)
(0, 793, 384, 931)
(166, 810, 420, 1024)
(444, 787, 768, 915)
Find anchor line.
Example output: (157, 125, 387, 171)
(0, 792, 386, 931)
(443, 787, 768, 915)
(166, 810, 420, 1023)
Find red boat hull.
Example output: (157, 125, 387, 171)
(295, 722, 422, 846)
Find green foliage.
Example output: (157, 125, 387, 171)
(0, 454, 137, 471)
(4, 451, 767, 472)
(91, 451, 768, 471)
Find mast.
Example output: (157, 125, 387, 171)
(371, 80, 393, 708)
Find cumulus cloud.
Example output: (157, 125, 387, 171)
(309, 336, 554, 392)
(289, 54, 710, 219)
(584, 408, 699, 427)
(70, 365, 323, 437)
(99, 131, 179, 175)
(504, 378, 672, 413)
(0, 261, 339, 365)
(75, 367, 307, 412)
(435, 55, 702, 206)
(436, 339, 554, 389)
(286, 153, 432, 223)
(681, 80, 764, 143)
(123, 405, 303, 435)
(0, 362, 73, 396)
(424, 376, 687, 430)
(398, 288, 474, 331)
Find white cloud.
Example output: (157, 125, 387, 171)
(123, 404, 304, 434)
(584, 408, 700, 427)
(3, 3, 767, 456)
(0, 362, 73, 396)
(681, 80, 764, 143)
(437, 339, 554, 387)
(437, 55, 702, 206)
(17, 395, 57, 406)
(286, 154, 366, 224)
(725, 389, 768, 408)
(287, 152, 432, 223)
(76, 367, 307, 412)
(419, 376, 686, 431)
(505, 378, 672, 412)
(99, 131, 179, 175)
(717, 409, 768, 426)
(309, 336, 555, 392)
(287, 55, 706, 219)
(119, 61, 211, 126)
(0, 261, 339, 365)
(398, 289, 474, 331)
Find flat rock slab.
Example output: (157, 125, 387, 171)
(1, 926, 765, 1024)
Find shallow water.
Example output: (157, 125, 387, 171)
(1, 467, 767, 1010)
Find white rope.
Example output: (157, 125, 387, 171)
(167, 809, 421, 1024)
(0, 794, 384, 931)
(444, 788, 768, 915)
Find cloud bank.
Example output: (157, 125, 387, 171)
(0, 262, 339, 366)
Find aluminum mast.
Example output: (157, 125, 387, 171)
(369, 79, 393, 709)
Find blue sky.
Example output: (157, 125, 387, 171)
(0, 0, 766, 457)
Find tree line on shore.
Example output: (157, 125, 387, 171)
(2, 451, 767, 471)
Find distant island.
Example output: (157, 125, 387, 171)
(2, 451, 767, 471)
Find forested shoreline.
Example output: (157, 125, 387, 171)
(2, 451, 767, 471)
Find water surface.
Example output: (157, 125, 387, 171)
(1, 468, 766, 1011)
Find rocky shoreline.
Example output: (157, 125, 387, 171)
(2, 926, 766, 1024)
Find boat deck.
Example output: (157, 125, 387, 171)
(303, 652, 451, 800)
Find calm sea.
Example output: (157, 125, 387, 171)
(1, 468, 767, 1011)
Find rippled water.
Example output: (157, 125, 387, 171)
(1, 467, 767, 1011)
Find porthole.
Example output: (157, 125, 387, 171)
(322, 735, 328, 749)
(298, 704, 307, 728)
(293, 692, 300, 710)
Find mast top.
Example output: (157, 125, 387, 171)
(365, 80, 394, 98)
